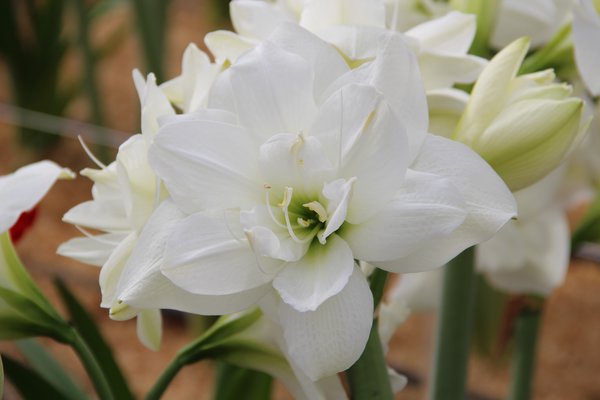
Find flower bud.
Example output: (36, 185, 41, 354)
(454, 37, 588, 191)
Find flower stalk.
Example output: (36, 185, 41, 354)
(429, 247, 477, 400)
(509, 305, 543, 400)
(346, 268, 394, 400)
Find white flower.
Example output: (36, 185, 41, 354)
(159, 43, 222, 113)
(477, 169, 570, 296)
(572, 0, 600, 96)
(141, 26, 515, 380)
(59, 72, 176, 350)
(490, 0, 572, 49)
(0, 161, 73, 233)
(207, 0, 485, 94)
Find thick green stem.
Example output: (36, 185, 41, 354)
(70, 331, 114, 400)
(347, 320, 394, 400)
(509, 308, 542, 400)
(429, 247, 477, 400)
(346, 268, 393, 400)
(145, 357, 186, 400)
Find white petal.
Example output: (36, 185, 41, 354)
(341, 170, 467, 265)
(241, 206, 310, 263)
(406, 11, 476, 54)
(273, 234, 354, 312)
(62, 199, 130, 232)
(99, 232, 137, 308)
(0, 161, 73, 233)
(231, 0, 295, 40)
(478, 206, 569, 296)
(300, 0, 386, 31)
(573, 0, 600, 96)
(162, 211, 273, 296)
(204, 30, 257, 64)
(321, 178, 355, 241)
(268, 23, 350, 100)
(311, 84, 409, 223)
(378, 135, 516, 271)
(229, 41, 317, 141)
(427, 88, 469, 138)
(324, 33, 428, 163)
(57, 233, 128, 266)
(258, 133, 334, 192)
(278, 267, 373, 380)
(136, 309, 162, 351)
(117, 201, 273, 315)
(133, 71, 175, 138)
(418, 52, 486, 90)
(149, 119, 261, 213)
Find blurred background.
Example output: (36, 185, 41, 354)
(0, 1, 599, 399)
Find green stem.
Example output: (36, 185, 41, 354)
(429, 247, 477, 400)
(509, 307, 542, 400)
(145, 357, 186, 400)
(70, 331, 114, 400)
(346, 320, 394, 400)
(346, 268, 393, 400)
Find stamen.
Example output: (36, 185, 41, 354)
(281, 187, 313, 244)
(303, 201, 328, 223)
(297, 217, 312, 228)
(78, 135, 107, 169)
(264, 186, 287, 229)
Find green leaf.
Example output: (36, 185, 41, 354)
(16, 339, 88, 400)
(0, 287, 71, 341)
(214, 362, 273, 400)
(55, 279, 134, 400)
(1, 355, 69, 399)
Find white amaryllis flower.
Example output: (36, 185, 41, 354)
(141, 25, 515, 380)
(207, 0, 485, 94)
(0, 161, 73, 233)
(159, 43, 222, 113)
(59, 71, 175, 350)
(477, 169, 570, 296)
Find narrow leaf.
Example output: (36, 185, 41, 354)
(2, 354, 68, 399)
(55, 279, 134, 400)
(16, 339, 88, 400)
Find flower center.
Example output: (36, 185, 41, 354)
(264, 185, 327, 245)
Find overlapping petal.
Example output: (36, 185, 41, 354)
(277, 267, 373, 380)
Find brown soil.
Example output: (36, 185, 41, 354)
(1, 1, 599, 399)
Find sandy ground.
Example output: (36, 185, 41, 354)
(1, 1, 599, 399)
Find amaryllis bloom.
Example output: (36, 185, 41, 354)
(0, 161, 73, 234)
(477, 169, 570, 297)
(207, 0, 485, 94)
(138, 25, 516, 380)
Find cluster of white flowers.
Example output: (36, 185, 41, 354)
(0, 0, 591, 397)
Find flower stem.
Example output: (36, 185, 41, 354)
(346, 268, 393, 400)
(70, 331, 114, 400)
(145, 357, 186, 400)
(509, 307, 542, 400)
(429, 247, 477, 400)
(346, 320, 394, 400)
